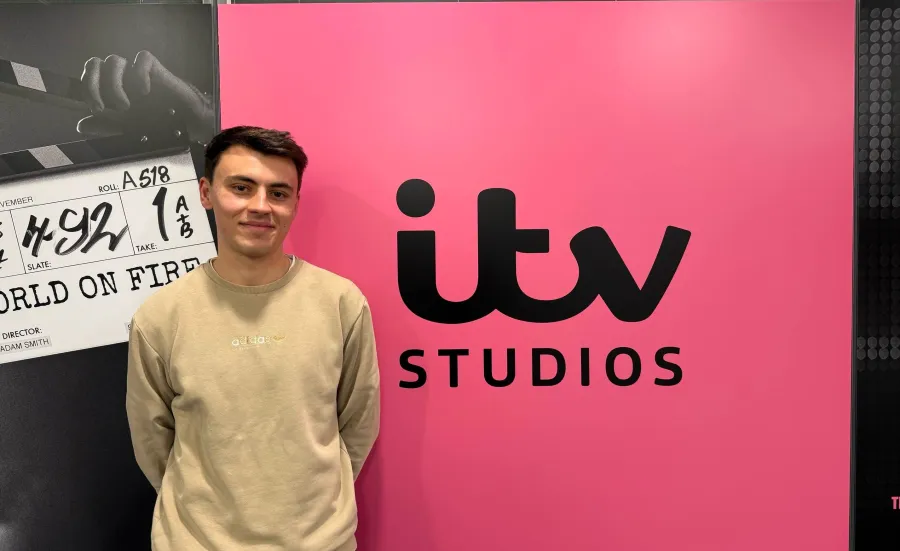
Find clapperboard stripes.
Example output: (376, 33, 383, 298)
(0, 134, 190, 183)
(0, 57, 190, 183)
(0, 58, 87, 111)
(0, 135, 185, 181)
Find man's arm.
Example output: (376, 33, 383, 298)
(125, 319, 176, 492)
(337, 298, 381, 480)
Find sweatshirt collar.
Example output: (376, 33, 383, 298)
(202, 255, 302, 294)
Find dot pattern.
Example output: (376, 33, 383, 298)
(858, 10, 900, 220)
(856, 6, 900, 550)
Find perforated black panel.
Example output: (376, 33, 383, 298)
(855, 3, 900, 550)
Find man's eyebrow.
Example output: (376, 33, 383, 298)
(224, 175, 293, 190)
(224, 175, 258, 184)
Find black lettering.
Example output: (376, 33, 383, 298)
(396, 179, 690, 324)
(21, 215, 53, 258)
(55, 207, 89, 255)
(0, 290, 9, 314)
(532, 348, 565, 386)
(125, 266, 145, 291)
(176, 195, 189, 212)
(396, 179, 491, 324)
(654, 347, 682, 386)
(81, 202, 128, 254)
(134, 165, 170, 187)
(49, 281, 68, 304)
(162, 261, 180, 285)
(399, 349, 426, 389)
(580, 347, 591, 386)
(126, 259, 195, 290)
(28, 284, 51, 307)
(10, 287, 29, 311)
(146, 263, 165, 288)
(123, 170, 136, 188)
(153, 187, 169, 241)
(79, 275, 98, 299)
(484, 348, 515, 387)
(97, 272, 118, 295)
(178, 212, 194, 238)
(606, 347, 641, 386)
(437, 349, 469, 388)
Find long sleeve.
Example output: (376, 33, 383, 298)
(337, 298, 381, 480)
(125, 319, 176, 492)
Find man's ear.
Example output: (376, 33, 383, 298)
(199, 176, 213, 210)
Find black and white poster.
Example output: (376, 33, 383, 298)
(0, 5, 218, 363)
(0, 4, 218, 549)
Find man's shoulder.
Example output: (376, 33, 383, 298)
(132, 264, 208, 328)
(296, 260, 368, 314)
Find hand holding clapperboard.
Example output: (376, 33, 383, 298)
(0, 50, 218, 362)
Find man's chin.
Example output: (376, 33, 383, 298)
(232, 241, 279, 259)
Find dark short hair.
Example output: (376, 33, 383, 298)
(204, 126, 309, 189)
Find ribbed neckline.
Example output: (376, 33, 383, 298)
(202, 255, 303, 295)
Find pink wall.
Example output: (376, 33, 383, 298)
(219, 2, 854, 549)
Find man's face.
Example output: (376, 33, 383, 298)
(199, 145, 299, 260)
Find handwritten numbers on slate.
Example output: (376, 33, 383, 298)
(0, 222, 7, 269)
(176, 195, 193, 239)
(152, 187, 193, 241)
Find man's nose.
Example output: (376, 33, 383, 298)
(248, 188, 272, 212)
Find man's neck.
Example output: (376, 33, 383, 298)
(212, 249, 293, 287)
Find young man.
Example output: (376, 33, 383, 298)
(126, 126, 380, 551)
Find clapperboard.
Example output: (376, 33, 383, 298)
(0, 58, 218, 363)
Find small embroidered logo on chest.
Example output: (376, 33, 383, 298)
(231, 334, 286, 350)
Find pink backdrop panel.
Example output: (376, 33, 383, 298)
(219, 2, 854, 550)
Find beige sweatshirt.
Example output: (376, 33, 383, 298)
(125, 256, 380, 551)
